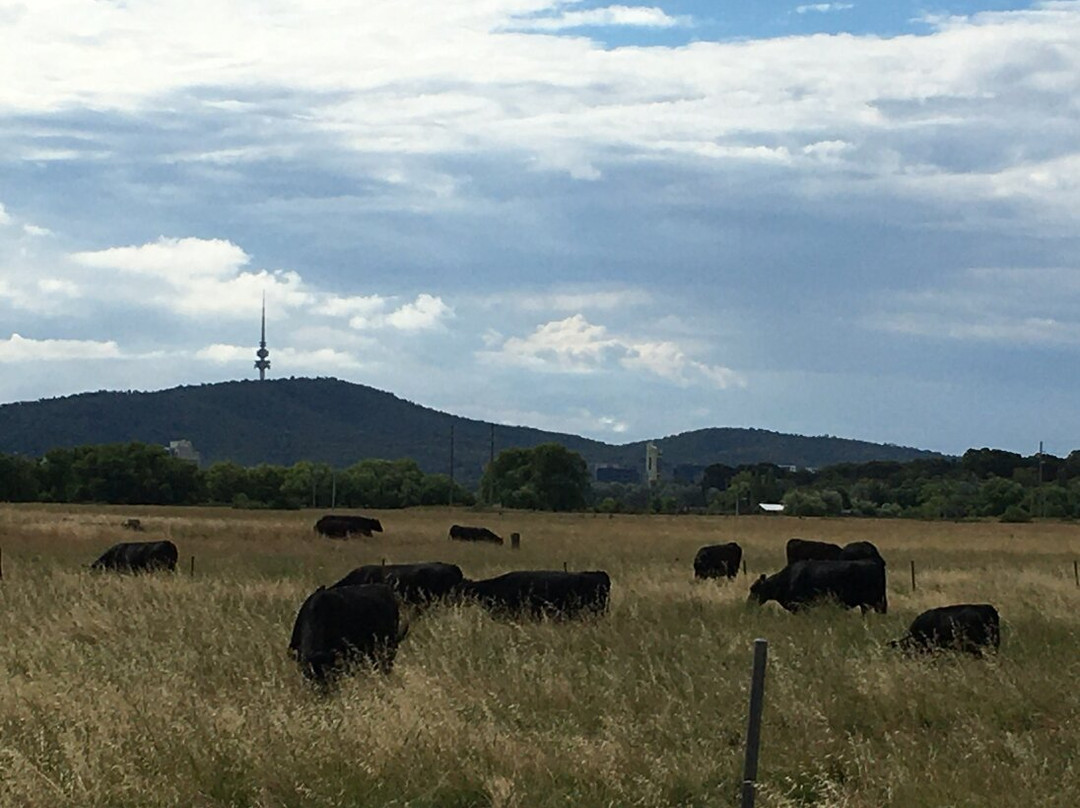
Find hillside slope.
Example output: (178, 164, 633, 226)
(0, 377, 940, 484)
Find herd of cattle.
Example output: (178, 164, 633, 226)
(88, 525, 1002, 686)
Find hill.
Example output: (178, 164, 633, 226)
(0, 377, 941, 484)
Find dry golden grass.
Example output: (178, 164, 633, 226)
(1, 505, 1078, 807)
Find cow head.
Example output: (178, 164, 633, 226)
(747, 573, 769, 604)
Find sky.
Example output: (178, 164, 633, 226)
(1, 1, 1079, 458)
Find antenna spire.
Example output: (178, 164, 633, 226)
(254, 292, 271, 381)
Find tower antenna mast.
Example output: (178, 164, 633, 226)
(254, 293, 271, 380)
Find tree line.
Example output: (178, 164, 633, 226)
(2, 441, 1079, 521)
(0, 443, 474, 509)
(599, 448, 1080, 521)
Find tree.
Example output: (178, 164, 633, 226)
(480, 443, 590, 511)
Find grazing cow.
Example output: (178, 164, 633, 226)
(839, 541, 886, 566)
(314, 514, 384, 538)
(449, 524, 504, 544)
(331, 562, 464, 605)
(748, 559, 887, 614)
(889, 604, 1000, 655)
(459, 570, 611, 619)
(90, 541, 178, 573)
(288, 583, 407, 683)
(693, 542, 743, 580)
(785, 538, 843, 565)
(121, 518, 145, 532)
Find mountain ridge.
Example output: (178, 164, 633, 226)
(0, 377, 942, 485)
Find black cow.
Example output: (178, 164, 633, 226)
(449, 524, 504, 544)
(889, 604, 1000, 655)
(748, 559, 887, 614)
(839, 541, 886, 565)
(90, 541, 178, 573)
(693, 543, 743, 580)
(458, 570, 611, 619)
(331, 562, 464, 605)
(785, 538, 842, 565)
(288, 583, 407, 683)
(314, 514, 384, 538)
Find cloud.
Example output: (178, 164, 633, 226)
(71, 236, 250, 279)
(0, 333, 122, 362)
(865, 267, 1080, 346)
(69, 237, 311, 317)
(795, 3, 854, 14)
(510, 6, 689, 31)
(323, 293, 454, 332)
(0, 203, 10, 226)
(481, 313, 744, 388)
(195, 343, 364, 371)
(385, 293, 453, 331)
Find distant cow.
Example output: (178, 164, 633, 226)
(314, 514, 383, 538)
(839, 540, 885, 566)
(890, 604, 1000, 655)
(748, 559, 887, 614)
(693, 543, 743, 580)
(90, 541, 178, 573)
(288, 583, 407, 683)
(459, 570, 611, 619)
(331, 562, 464, 605)
(121, 518, 145, 532)
(449, 524, 503, 544)
(785, 538, 843, 565)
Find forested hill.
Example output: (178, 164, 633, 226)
(0, 377, 940, 483)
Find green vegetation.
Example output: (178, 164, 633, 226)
(0, 378, 940, 487)
(5, 441, 1080, 522)
(0, 506, 1076, 807)
(0, 443, 473, 509)
(480, 443, 591, 511)
(598, 449, 1080, 522)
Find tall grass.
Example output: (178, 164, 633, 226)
(0, 506, 1077, 806)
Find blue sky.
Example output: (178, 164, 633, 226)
(1, 1, 1079, 457)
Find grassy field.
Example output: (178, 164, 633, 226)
(0, 504, 1077, 807)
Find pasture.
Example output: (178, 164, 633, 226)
(0, 505, 1077, 807)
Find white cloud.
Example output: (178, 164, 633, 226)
(343, 293, 454, 332)
(490, 314, 622, 373)
(23, 224, 52, 237)
(195, 343, 364, 371)
(0, 333, 122, 362)
(71, 236, 250, 279)
(386, 293, 453, 331)
(69, 236, 311, 317)
(478, 287, 654, 313)
(481, 313, 744, 388)
(796, 3, 854, 14)
(511, 6, 689, 31)
(0, 203, 10, 226)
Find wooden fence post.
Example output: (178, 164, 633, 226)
(563, 561, 568, 572)
(0, 546, 4, 580)
(189, 556, 195, 578)
(510, 532, 520, 549)
(742, 558, 748, 577)
(1074, 559, 1078, 588)
(740, 638, 769, 808)
(910, 560, 916, 592)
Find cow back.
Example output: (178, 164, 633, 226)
(786, 538, 843, 565)
(693, 542, 743, 579)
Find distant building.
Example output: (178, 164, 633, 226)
(167, 439, 201, 466)
(596, 466, 640, 484)
(759, 503, 784, 514)
(646, 442, 661, 484)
